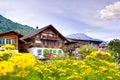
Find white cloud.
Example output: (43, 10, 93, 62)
(100, 1, 120, 20)
(97, 1, 120, 23)
(0, 0, 115, 27)
(0, 0, 120, 40)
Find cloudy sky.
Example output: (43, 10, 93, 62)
(0, 0, 120, 41)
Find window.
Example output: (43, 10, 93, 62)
(59, 42, 63, 47)
(43, 41, 47, 46)
(6, 39, 12, 44)
(0, 39, 4, 45)
(58, 50, 62, 54)
(35, 40, 41, 43)
(50, 41, 55, 47)
(37, 50, 42, 55)
(0, 38, 12, 45)
(53, 50, 57, 54)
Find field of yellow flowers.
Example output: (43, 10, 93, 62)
(0, 44, 120, 80)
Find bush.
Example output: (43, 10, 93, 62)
(43, 49, 52, 58)
(77, 45, 97, 59)
(108, 39, 120, 64)
(1, 44, 15, 50)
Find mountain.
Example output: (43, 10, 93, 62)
(0, 15, 35, 35)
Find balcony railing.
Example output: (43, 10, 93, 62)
(41, 34, 58, 40)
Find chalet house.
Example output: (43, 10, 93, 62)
(0, 30, 24, 50)
(20, 25, 68, 52)
(65, 33, 102, 54)
(0, 25, 103, 55)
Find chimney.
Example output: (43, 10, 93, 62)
(36, 26, 38, 30)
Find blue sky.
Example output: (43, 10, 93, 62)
(0, 0, 120, 41)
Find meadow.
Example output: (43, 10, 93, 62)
(0, 44, 120, 80)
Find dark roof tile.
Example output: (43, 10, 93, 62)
(0, 30, 24, 37)
(66, 33, 102, 42)
(20, 24, 68, 41)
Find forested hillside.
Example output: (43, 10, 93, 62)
(0, 15, 35, 35)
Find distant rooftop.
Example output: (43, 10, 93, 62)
(100, 41, 108, 45)
(66, 33, 102, 42)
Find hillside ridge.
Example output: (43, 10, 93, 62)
(0, 15, 35, 35)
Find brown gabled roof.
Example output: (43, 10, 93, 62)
(20, 24, 68, 41)
(0, 30, 24, 37)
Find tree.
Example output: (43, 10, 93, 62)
(108, 39, 120, 64)
(108, 39, 120, 53)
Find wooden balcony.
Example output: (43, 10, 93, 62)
(41, 34, 58, 40)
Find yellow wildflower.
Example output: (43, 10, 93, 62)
(1, 44, 15, 50)
(107, 76, 112, 80)
(9, 53, 36, 69)
(16, 70, 29, 78)
(0, 61, 14, 76)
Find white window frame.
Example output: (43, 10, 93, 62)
(50, 41, 55, 47)
(5, 38, 12, 44)
(0, 38, 5, 45)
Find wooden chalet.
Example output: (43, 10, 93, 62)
(20, 25, 68, 52)
(0, 25, 103, 54)
(0, 30, 24, 50)
(65, 33, 102, 54)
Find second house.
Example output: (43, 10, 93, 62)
(19, 25, 68, 57)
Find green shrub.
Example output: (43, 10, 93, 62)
(77, 45, 97, 58)
(108, 39, 120, 64)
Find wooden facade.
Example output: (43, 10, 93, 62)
(34, 29, 65, 48)
(0, 25, 102, 53)
(20, 25, 68, 52)
(66, 40, 88, 48)
(65, 40, 89, 52)
(0, 30, 23, 49)
(65, 38, 102, 54)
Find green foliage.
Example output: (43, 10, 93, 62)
(49, 49, 52, 54)
(77, 45, 97, 58)
(53, 50, 57, 54)
(0, 44, 16, 61)
(108, 39, 120, 53)
(43, 49, 49, 54)
(0, 15, 34, 35)
(108, 39, 120, 64)
(1, 44, 15, 50)
(0, 44, 120, 80)
(43, 49, 52, 57)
